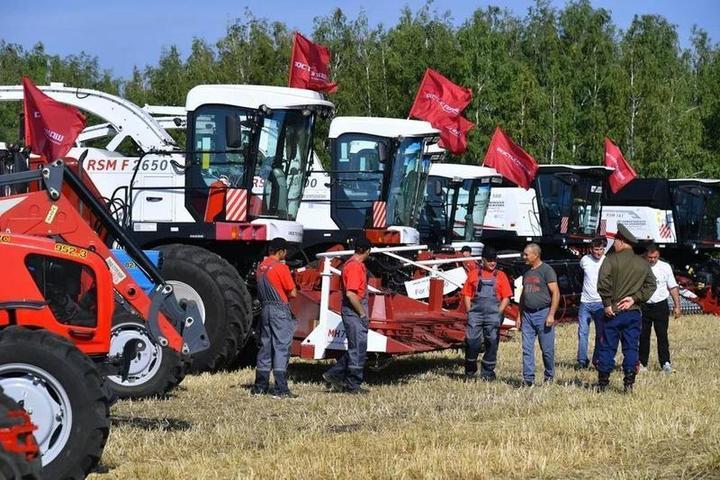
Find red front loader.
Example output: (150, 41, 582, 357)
(0, 158, 209, 479)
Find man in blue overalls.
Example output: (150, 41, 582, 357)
(252, 237, 298, 398)
(461, 246, 512, 381)
(323, 236, 372, 394)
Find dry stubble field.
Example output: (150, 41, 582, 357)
(91, 314, 720, 479)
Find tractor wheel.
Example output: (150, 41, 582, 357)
(104, 313, 186, 399)
(0, 386, 42, 479)
(0, 327, 110, 480)
(158, 244, 252, 372)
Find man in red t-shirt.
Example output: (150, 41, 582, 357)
(462, 246, 512, 380)
(323, 235, 372, 394)
(252, 237, 298, 398)
(460, 245, 479, 273)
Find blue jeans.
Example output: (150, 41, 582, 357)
(325, 300, 369, 391)
(577, 301, 604, 365)
(596, 310, 642, 375)
(521, 308, 555, 383)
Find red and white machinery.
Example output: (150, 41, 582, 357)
(0, 83, 334, 371)
(290, 245, 517, 364)
(602, 178, 720, 314)
(297, 117, 440, 253)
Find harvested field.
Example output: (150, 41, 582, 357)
(91, 314, 720, 479)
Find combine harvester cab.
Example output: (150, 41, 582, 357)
(298, 116, 440, 254)
(421, 162, 502, 254)
(602, 178, 720, 314)
(482, 164, 613, 322)
(0, 83, 335, 372)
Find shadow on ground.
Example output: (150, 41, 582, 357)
(111, 415, 192, 431)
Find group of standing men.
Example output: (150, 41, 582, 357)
(462, 223, 682, 391)
(251, 223, 682, 398)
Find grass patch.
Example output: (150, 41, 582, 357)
(91, 314, 720, 479)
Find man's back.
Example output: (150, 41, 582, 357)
(597, 249, 656, 312)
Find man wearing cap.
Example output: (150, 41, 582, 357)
(252, 237, 298, 398)
(596, 224, 656, 392)
(461, 246, 512, 381)
(520, 243, 560, 385)
(323, 236, 372, 394)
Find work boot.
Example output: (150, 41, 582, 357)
(623, 370, 636, 393)
(322, 372, 345, 392)
(344, 386, 371, 395)
(271, 389, 299, 399)
(273, 369, 290, 395)
(464, 359, 478, 377)
(595, 372, 610, 392)
(252, 370, 270, 395)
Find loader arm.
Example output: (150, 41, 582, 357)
(0, 161, 208, 355)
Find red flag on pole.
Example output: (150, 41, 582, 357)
(436, 115, 475, 155)
(409, 68, 472, 124)
(288, 32, 337, 93)
(604, 137, 636, 193)
(22, 76, 86, 161)
(482, 127, 538, 190)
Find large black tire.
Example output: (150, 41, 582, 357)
(0, 387, 42, 480)
(0, 327, 110, 480)
(158, 244, 252, 372)
(104, 312, 186, 399)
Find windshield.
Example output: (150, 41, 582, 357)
(192, 105, 253, 187)
(331, 134, 385, 230)
(255, 110, 314, 220)
(536, 172, 603, 237)
(452, 179, 492, 241)
(386, 138, 430, 227)
(672, 184, 720, 243)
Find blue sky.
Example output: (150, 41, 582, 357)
(4, 0, 719, 79)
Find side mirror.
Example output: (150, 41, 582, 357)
(225, 115, 243, 149)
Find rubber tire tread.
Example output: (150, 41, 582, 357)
(158, 244, 252, 372)
(105, 313, 186, 399)
(0, 327, 110, 480)
(0, 388, 42, 479)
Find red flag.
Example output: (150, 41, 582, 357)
(288, 32, 337, 93)
(436, 115, 475, 155)
(409, 68, 472, 124)
(482, 127, 538, 190)
(604, 137, 636, 193)
(23, 76, 86, 161)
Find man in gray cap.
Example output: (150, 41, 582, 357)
(596, 224, 656, 392)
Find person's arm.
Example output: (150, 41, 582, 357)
(546, 282, 560, 326)
(280, 265, 298, 299)
(597, 255, 614, 316)
(670, 287, 681, 318)
(464, 295, 472, 312)
(346, 291, 367, 318)
(665, 264, 681, 318)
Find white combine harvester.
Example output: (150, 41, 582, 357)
(0, 82, 334, 371)
(297, 116, 440, 255)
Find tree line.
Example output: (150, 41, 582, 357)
(0, 0, 719, 178)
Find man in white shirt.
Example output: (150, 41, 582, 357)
(576, 237, 607, 369)
(641, 244, 681, 373)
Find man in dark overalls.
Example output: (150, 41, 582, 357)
(323, 236, 372, 394)
(252, 237, 298, 398)
(461, 246, 512, 381)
